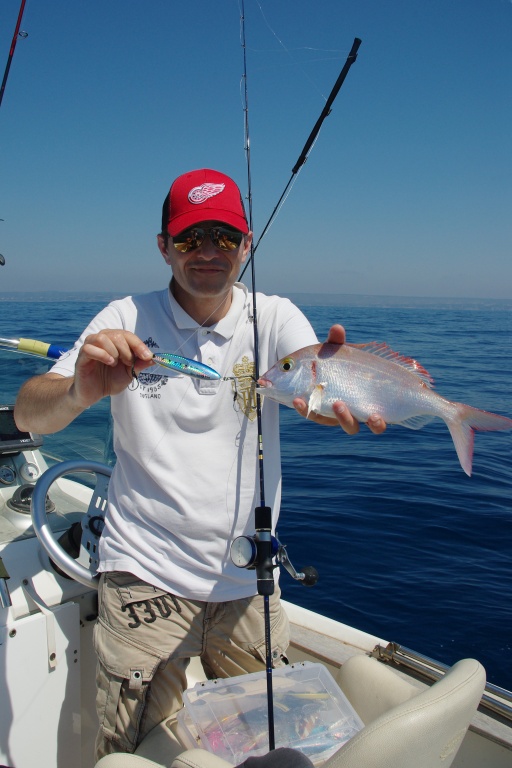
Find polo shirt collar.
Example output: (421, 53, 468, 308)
(167, 283, 250, 340)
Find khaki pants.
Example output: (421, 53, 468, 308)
(93, 572, 290, 758)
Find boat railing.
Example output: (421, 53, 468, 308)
(372, 642, 512, 723)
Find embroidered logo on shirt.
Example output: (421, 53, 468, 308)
(188, 183, 225, 204)
(135, 375, 168, 398)
(135, 336, 168, 395)
(232, 356, 257, 421)
(144, 336, 159, 349)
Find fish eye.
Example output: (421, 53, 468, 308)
(280, 358, 295, 372)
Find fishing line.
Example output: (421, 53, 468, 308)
(251, 0, 333, 102)
(238, 35, 362, 283)
(241, 130, 320, 247)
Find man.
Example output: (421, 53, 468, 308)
(15, 169, 385, 758)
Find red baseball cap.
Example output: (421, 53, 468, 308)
(163, 169, 249, 236)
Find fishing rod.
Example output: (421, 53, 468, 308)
(0, 336, 68, 360)
(234, 7, 361, 753)
(0, 0, 28, 110)
(239, 35, 361, 282)
(239, 0, 276, 750)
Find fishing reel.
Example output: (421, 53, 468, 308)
(231, 506, 319, 592)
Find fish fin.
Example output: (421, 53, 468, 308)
(347, 342, 435, 388)
(307, 384, 325, 416)
(446, 416, 475, 476)
(446, 403, 512, 476)
(399, 415, 436, 430)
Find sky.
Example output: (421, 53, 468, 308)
(0, 0, 511, 299)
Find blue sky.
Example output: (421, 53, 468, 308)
(0, 0, 511, 299)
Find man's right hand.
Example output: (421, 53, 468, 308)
(72, 329, 154, 408)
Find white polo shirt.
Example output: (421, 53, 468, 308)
(51, 283, 317, 600)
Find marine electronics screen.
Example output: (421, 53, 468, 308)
(0, 406, 43, 454)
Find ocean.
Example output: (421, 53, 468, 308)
(1, 293, 511, 690)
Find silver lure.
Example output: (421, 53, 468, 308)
(151, 352, 221, 380)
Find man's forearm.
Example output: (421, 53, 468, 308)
(14, 373, 87, 435)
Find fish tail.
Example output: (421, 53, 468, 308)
(446, 404, 512, 476)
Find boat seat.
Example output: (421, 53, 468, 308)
(335, 651, 424, 723)
(330, 655, 485, 766)
(94, 748, 311, 767)
(95, 656, 485, 768)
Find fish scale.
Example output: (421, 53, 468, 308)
(257, 342, 512, 476)
(313, 348, 434, 424)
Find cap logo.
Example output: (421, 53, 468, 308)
(188, 183, 225, 205)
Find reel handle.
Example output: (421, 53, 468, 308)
(230, 527, 319, 588)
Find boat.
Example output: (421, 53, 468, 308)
(1, 404, 512, 767)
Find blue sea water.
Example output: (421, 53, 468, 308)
(1, 294, 511, 689)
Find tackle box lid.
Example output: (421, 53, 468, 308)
(178, 661, 364, 766)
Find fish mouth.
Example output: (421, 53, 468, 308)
(256, 377, 272, 390)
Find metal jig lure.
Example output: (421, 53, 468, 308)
(151, 352, 222, 381)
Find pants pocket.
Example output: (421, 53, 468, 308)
(98, 571, 179, 635)
(93, 607, 164, 754)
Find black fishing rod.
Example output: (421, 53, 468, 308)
(239, 0, 276, 750)
(236, 5, 360, 754)
(0, 0, 28, 110)
(239, 35, 361, 283)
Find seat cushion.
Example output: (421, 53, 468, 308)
(171, 747, 314, 768)
(337, 654, 421, 724)
(134, 719, 185, 765)
(171, 749, 232, 768)
(95, 754, 171, 768)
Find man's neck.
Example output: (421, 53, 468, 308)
(170, 279, 233, 326)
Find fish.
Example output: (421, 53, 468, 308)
(257, 342, 512, 476)
(151, 352, 221, 380)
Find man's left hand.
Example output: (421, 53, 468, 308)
(292, 324, 387, 435)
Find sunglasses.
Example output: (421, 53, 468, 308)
(172, 226, 245, 254)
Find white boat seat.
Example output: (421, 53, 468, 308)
(329, 655, 485, 767)
(95, 748, 311, 768)
(336, 652, 425, 723)
(94, 718, 186, 768)
(95, 757, 170, 768)
(95, 656, 485, 768)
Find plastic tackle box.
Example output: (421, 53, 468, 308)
(177, 661, 364, 766)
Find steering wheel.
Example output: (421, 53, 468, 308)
(31, 460, 112, 589)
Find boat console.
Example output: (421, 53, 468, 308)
(0, 405, 105, 767)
